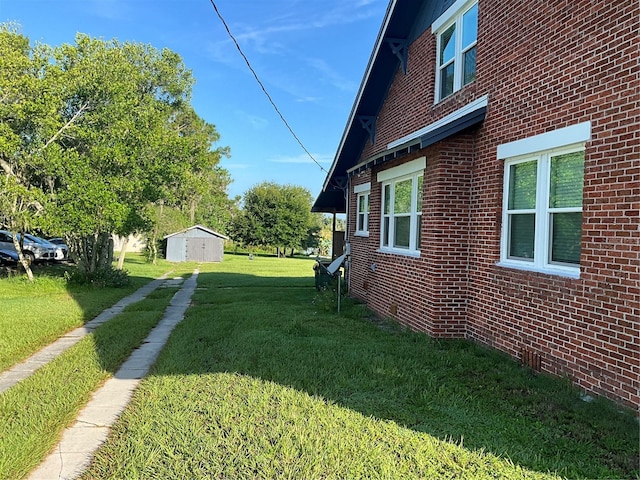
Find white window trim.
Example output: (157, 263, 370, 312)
(377, 157, 426, 183)
(432, 0, 477, 32)
(497, 121, 591, 159)
(353, 182, 371, 194)
(498, 145, 585, 279)
(433, 0, 478, 102)
(354, 183, 371, 237)
(377, 158, 425, 256)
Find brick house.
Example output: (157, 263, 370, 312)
(313, 0, 639, 407)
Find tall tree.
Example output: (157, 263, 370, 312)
(229, 182, 316, 256)
(0, 25, 60, 279)
(0, 28, 232, 278)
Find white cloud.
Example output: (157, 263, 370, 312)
(207, 1, 382, 62)
(305, 58, 358, 93)
(295, 96, 323, 103)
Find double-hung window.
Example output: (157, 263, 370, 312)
(378, 157, 425, 255)
(354, 183, 370, 236)
(433, 0, 478, 101)
(502, 147, 585, 275)
(498, 122, 590, 277)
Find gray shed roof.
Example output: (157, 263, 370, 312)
(163, 224, 229, 240)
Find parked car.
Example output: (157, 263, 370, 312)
(0, 248, 19, 266)
(0, 230, 57, 263)
(48, 237, 70, 258)
(24, 234, 67, 261)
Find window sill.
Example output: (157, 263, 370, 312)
(496, 261, 581, 279)
(354, 232, 369, 238)
(377, 247, 421, 258)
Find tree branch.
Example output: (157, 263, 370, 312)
(0, 157, 14, 176)
(42, 100, 91, 150)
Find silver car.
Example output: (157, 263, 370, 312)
(24, 234, 67, 261)
(0, 230, 57, 263)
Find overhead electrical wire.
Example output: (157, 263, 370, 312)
(208, 0, 329, 174)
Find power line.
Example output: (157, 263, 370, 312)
(208, 0, 328, 174)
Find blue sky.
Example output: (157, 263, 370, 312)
(1, 0, 386, 200)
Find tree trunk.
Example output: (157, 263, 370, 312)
(190, 198, 196, 223)
(151, 202, 163, 264)
(150, 235, 157, 264)
(90, 232, 98, 274)
(97, 232, 113, 270)
(12, 233, 34, 282)
(116, 236, 129, 270)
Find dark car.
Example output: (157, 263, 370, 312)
(0, 248, 19, 266)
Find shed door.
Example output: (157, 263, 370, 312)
(186, 237, 216, 262)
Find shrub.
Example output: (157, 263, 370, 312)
(65, 266, 131, 288)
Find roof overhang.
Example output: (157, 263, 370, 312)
(312, 0, 476, 214)
(345, 95, 488, 179)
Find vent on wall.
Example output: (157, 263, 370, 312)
(521, 348, 542, 371)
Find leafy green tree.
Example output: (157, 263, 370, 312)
(229, 182, 316, 257)
(0, 26, 232, 279)
(0, 25, 60, 279)
(187, 166, 238, 234)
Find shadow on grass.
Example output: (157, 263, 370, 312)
(144, 269, 638, 480)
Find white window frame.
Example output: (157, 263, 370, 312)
(499, 145, 585, 278)
(497, 123, 591, 278)
(433, 0, 478, 102)
(354, 182, 371, 236)
(377, 157, 425, 257)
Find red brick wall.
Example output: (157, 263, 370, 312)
(346, 0, 639, 407)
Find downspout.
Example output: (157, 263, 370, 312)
(345, 175, 351, 293)
(464, 134, 477, 339)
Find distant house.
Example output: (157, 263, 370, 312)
(314, 0, 639, 407)
(164, 225, 228, 262)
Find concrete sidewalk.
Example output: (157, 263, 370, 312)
(0, 274, 170, 394)
(27, 270, 199, 480)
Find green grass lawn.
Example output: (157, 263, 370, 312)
(78, 254, 639, 480)
(0, 254, 191, 372)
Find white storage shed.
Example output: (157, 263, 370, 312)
(164, 225, 228, 262)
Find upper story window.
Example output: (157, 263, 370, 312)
(434, 1, 478, 101)
(354, 183, 371, 236)
(497, 122, 591, 278)
(377, 157, 425, 256)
